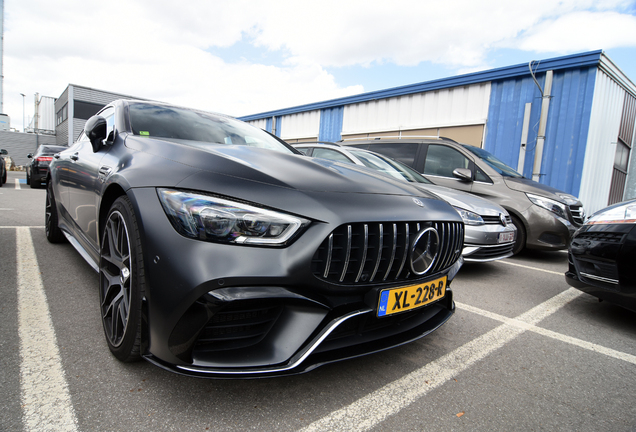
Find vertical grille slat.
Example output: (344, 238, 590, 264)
(395, 223, 409, 280)
(339, 225, 352, 283)
(383, 224, 398, 281)
(355, 224, 369, 283)
(313, 220, 464, 285)
(370, 224, 384, 282)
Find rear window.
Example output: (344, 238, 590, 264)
(364, 143, 419, 167)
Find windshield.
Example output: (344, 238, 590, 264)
(463, 145, 523, 178)
(349, 149, 433, 184)
(128, 103, 293, 153)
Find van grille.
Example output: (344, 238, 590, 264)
(312, 221, 463, 285)
(569, 205, 585, 225)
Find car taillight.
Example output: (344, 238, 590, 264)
(36, 156, 53, 162)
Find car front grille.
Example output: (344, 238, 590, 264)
(312, 221, 463, 285)
(569, 205, 585, 225)
(465, 243, 515, 261)
(482, 215, 512, 226)
(576, 231, 626, 243)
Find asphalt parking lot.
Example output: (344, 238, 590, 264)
(1, 170, 635, 432)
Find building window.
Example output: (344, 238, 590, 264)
(56, 104, 68, 126)
(74, 101, 105, 120)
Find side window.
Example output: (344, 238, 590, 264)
(423, 145, 470, 178)
(366, 143, 419, 167)
(296, 147, 313, 156)
(475, 166, 492, 183)
(312, 148, 355, 164)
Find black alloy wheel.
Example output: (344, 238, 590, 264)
(510, 214, 526, 255)
(100, 196, 145, 362)
(45, 181, 66, 243)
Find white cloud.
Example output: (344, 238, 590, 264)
(1, 0, 635, 131)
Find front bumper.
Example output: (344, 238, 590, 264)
(462, 222, 516, 262)
(128, 187, 463, 377)
(523, 204, 578, 251)
(565, 223, 636, 312)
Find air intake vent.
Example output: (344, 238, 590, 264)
(569, 205, 585, 225)
(312, 221, 463, 285)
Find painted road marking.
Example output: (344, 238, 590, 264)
(299, 288, 582, 432)
(17, 227, 79, 431)
(457, 302, 636, 365)
(15, 178, 21, 189)
(496, 259, 564, 275)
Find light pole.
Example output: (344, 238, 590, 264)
(19, 92, 25, 132)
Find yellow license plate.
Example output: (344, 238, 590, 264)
(377, 276, 447, 317)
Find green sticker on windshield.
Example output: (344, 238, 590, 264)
(140, 131, 150, 136)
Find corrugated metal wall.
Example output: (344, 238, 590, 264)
(579, 69, 625, 214)
(279, 110, 320, 140)
(342, 83, 491, 135)
(485, 67, 597, 199)
(0, 131, 58, 166)
(319, 106, 344, 142)
(246, 118, 267, 131)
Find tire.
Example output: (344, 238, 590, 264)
(45, 181, 66, 243)
(30, 175, 41, 188)
(510, 214, 526, 255)
(99, 196, 145, 362)
(26, 171, 30, 184)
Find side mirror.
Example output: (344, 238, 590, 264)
(453, 168, 473, 182)
(0, 149, 8, 155)
(27, 153, 33, 158)
(84, 115, 107, 153)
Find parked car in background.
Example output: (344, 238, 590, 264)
(566, 199, 636, 312)
(27, 145, 68, 188)
(295, 142, 516, 262)
(344, 137, 585, 254)
(45, 100, 465, 378)
(0, 149, 7, 186)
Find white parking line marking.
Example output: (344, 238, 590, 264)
(457, 302, 636, 365)
(17, 227, 79, 431)
(1, 226, 45, 228)
(497, 259, 564, 275)
(15, 178, 21, 189)
(0, 208, 16, 211)
(299, 288, 581, 432)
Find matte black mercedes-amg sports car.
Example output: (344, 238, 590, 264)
(46, 100, 464, 378)
(566, 199, 636, 312)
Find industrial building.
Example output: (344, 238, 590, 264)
(239, 50, 636, 215)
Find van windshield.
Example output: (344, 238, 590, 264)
(463, 145, 524, 178)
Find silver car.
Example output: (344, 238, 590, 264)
(294, 143, 516, 262)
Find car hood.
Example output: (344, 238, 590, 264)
(503, 177, 581, 205)
(415, 183, 507, 216)
(125, 135, 440, 198)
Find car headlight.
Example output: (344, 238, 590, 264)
(157, 189, 310, 246)
(526, 193, 567, 219)
(587, 201, 636, 225)
(453, 206, 484, 226)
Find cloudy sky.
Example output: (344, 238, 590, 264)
(2, 0, 636, 131)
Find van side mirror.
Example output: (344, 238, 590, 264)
(84, 115, 107, 153)
(453, 168, 473, 182)
(0, 149, 8, 155)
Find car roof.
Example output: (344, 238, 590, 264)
(339, 136, 460, 145)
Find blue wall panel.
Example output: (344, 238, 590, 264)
(319, 106, 344, 142)
(484, 67, 596, 197)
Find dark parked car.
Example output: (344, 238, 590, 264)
(0, 149, 7, 187)
(46, 100, 464, 378)
(344, 137, 586, 254)
(27, 145, 67, 188)
(294, 142, 516, 262)
(566, 199, 636, 312)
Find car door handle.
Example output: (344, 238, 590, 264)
(70, 152, 79, 161)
